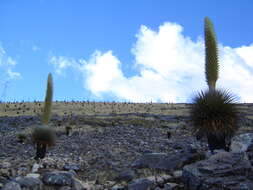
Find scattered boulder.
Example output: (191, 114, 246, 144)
(131, 148, 205, 172)
(63, 163, 81, 172)
(230, 133, 253, 153)
(2, 181, 21, 190)
(15, 176, 42, 190)
(42, 171, 74, 187)
(247, 143, 253, 166)
(128, 178, 155, 190)
(113, 169, 137, 183)
(182, 151, 253, 190)
(163, 182, 182, 190)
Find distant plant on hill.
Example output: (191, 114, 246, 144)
(190, 17, 239, 152)
(32, 73, 56, 159)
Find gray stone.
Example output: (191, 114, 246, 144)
(114, 169, 137, 183)
(182, 151, 253, 190)
(42, 171, 74, 186)
(128, 178, 155, 190)
(26, 173, 40, 179)
(2, 181, 21, 190)
(172, 170, 182, 179)
(72, 178, 87, 190)
(131, 150, 204, 172)
(111, 185, 125, 190)
(42, 171, 87, 190)
(247, 143, 253, 166)
(163, 182, 181, 190)
(32, 163, 40, 173)
(63, 164, 81, 172)
(16, 176, 42, 190)
(230, 133, 253, 153)
(17, 167, 28, 176)
(59, 187, 72, 190)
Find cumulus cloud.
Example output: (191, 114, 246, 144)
(7, 69, 21, 79)
(0, 44, 21, 100)
(50, 22, 253, 103)
(32, 45, 40, 52)
(0, 45, 21, 80)
(50, 56, 77, 75)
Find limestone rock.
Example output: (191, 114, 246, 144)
(182, 152, 253, 190)
(131, 149, 204, 172)
(128, 178, 155, 190)
(42, 170, 86, 190)
(230, 133, 253, 153)
(2, 181, 21, 190)
(16, 176, 42, 190)
(163, 182, 181, 190)
(113, 169, 137, 183)
(42, 171, 74, 186)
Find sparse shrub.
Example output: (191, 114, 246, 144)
(65, 126, 72, 136)
(17, 132, 27, 143)
(32, 126, 56, 158)
(190, 89, 239, 151)
(32, 73, 55, 159)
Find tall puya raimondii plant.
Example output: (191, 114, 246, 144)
(190, 17, 239, 152)
(32, 73, 56, 159)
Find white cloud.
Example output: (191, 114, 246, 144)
(7, 69, 21, 79)
(32, 45, 40, 52)
(50, 56, 77, 75)
(50, 22, 253, 103)
(0, 44, 21, 80)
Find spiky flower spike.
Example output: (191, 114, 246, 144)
(42, 73, 53, 125)
(204, 17, 219, 90)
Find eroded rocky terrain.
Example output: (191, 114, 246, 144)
(1, 102, 253, 189)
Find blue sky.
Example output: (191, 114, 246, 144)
(0, 0, 253, 102)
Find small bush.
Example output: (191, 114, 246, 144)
(65, 126, 72, 136)
(32, 126, 56, 147)
(17, 132, 27, 143)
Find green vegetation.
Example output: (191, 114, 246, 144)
(32, 73, 56, 159)
(41, 73, 53, 125)
(65, 125, 72, 136)
(204, 17, 219, 91)
(190, 89, 239, 150)
(16, 132, 27, 143)
(190, 17, 239, 152)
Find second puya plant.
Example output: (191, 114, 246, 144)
(32, 73, 56, 159)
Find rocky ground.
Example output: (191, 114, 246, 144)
(1, 103, 253, 189)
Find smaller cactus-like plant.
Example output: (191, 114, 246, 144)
(32, 73, 55, 159)
(190, 89, 239, 152)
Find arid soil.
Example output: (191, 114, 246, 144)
(0, 102, 253, 185)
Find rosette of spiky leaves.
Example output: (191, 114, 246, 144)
(190, 89, 239, 136)
(32, 126, 56, 147)
(42, 73, 53, 125)
(204, 17, 219, 90)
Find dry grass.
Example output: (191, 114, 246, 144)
(0, 101, 192, 117)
